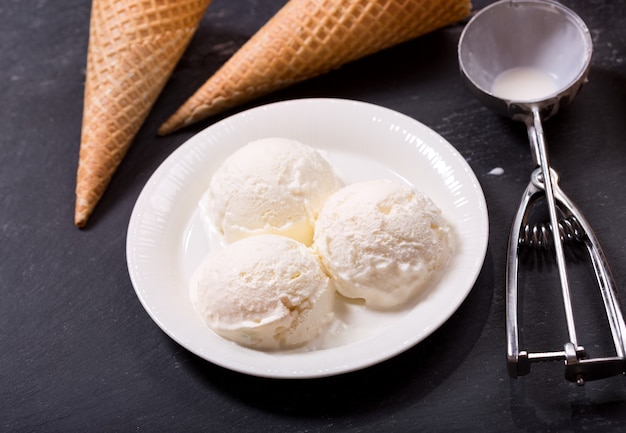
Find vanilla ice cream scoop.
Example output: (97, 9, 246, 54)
(190, 234, 335, 350)
(202, 138, 342, 246)
(313, 179, 454, 309)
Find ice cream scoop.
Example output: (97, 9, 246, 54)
(190, 234, 335, 350)
(459, 0, 626, 385)
(202, 138, 342, 246)
(313, 179, 454, 309)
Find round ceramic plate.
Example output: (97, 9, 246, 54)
(126, 98, 489, 378)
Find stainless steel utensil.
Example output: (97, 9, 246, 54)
(458, 0, 626, 385)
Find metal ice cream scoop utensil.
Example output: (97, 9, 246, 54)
(458, 0, 626, 385)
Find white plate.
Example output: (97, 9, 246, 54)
(126, 98, 488, 378)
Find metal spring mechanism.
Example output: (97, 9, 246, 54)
(519, 216, 585, 249)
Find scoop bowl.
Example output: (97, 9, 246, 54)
(458, 0, 593, 122)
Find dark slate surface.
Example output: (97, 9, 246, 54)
(2, 0, 626, 431)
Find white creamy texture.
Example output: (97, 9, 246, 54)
(491, 66, 559, 101)
(313, 179, 454, 309)
(203, 138, 342, 246)
(190, 234, 335, 350)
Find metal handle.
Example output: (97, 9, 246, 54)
(527, 109, 579, 348)
(506, 109, 626, 385)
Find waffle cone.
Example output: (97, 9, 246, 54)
(75, 0, 212, 227)
(159, 0, 471, 135)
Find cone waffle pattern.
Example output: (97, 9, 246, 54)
(75, 0, 212, 227)
(159, 0, 471, 134)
